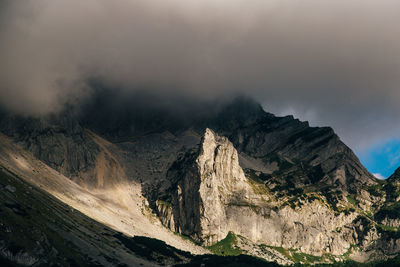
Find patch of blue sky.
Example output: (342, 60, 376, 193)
(357, 138, 400, 179)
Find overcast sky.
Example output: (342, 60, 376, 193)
(1, 0, 400, 174)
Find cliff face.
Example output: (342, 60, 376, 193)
(154, 129, 363, 255)
(160, 129, 255, 245)
(0, 112, 100, 183)
(195, 129, 253, 245)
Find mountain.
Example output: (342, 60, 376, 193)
(0, 165, 280, 267)
(1, 95, 400, 265)
(0, 167, 158, 266)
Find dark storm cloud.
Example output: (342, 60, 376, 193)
(1, 0, 400, 150)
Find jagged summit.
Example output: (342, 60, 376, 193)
(209, 100, 377, 193)
(151, 128, 254, 245)
(0, 95, 377, 191)
(0, 94, 378, 191)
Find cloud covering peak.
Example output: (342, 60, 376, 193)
(1, 0, 400, 151)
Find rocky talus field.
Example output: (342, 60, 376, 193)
(1, 97, 400, 266)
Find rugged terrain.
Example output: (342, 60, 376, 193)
(1, 96, 400, 265)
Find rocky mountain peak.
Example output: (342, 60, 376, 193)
(197, 128, 247, 185)
(152, 128, 372, 256)
(152, 128, 254, 245)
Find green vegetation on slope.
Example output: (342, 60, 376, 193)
(207, 232, 242, 256)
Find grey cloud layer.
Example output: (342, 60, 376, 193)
(1, 0, 400, 150)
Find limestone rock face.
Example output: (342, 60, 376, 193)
(195, 129, 254, 245)
(155, 129, 361, 255)
(155, 129, 254, 245)
(159, 129, 260, 245)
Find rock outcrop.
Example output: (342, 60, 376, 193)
(159, 129, 255, 245)
(153, 129, 363, 255)
(0, 111, 100, 182)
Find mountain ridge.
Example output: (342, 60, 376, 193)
(1, 95, 400, 265)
